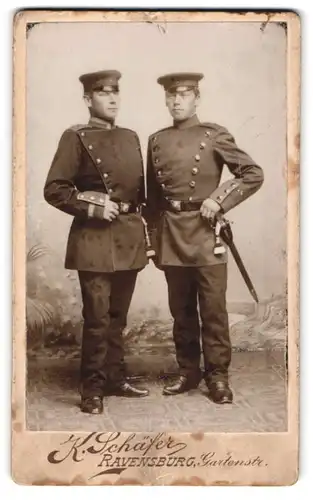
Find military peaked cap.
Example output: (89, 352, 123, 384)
(79, 70, 122, 92)
(157, 72, 204, 92)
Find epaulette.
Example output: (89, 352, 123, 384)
(68, 124, 92, 132)
(199, 122, 222, 132)
(116, 126, 136, 134)
(115, 127, 140, 140)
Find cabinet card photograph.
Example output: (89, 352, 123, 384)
(12, 10, 300, 486)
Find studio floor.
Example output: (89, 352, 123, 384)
(26, 350, 287, 433)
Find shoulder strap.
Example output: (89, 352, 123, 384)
(68, 124, 93, 132)
(149, 126, 173, 140)
(116, 126, 137, 135)
(199, 122, 221, 131)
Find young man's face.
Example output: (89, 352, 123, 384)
(165, 86, 199, 121)
(84, 86, 120, 121)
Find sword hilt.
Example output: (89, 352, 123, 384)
(140, 214, 156, 259)
(214, 212, 233, 244)
(213, 219, 226, 256)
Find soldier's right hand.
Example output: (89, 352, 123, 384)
(102, 199, 120, 221)
(89, 198, 120, 222)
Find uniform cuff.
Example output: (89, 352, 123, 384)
(210, 179, 242, 213)
(77, 191, 109, 207)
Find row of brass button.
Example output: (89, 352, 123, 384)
(82, 134, 113, 194)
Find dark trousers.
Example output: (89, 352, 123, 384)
(78, 270, 138, 397)
(164, 264, 231, 383)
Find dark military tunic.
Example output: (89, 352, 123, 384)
(146, 114, 264, 383)
(146, 114, 264, 266)
(44, 117, 148, 272)
(44, 117, 148, 396)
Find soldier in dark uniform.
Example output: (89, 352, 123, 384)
(146, 73, 264, 404)
(44, 70, 149, 414)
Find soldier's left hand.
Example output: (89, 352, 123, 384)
(200, 198, 221, 222)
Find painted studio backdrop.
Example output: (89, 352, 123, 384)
(26, 21, 287, 355)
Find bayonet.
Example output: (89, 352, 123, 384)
(215, 214, 259, 303)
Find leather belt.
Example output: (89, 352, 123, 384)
(162, 199, 204, 212)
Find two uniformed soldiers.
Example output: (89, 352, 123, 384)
(44, 69, 264, 413)
(146, 73, 264, 404)
(44, 70, 149, 414)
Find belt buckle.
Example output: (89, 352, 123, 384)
(119, 202, 130, 214)
(169, 200, 182, 212)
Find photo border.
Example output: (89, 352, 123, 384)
(12, 9, 300, 486)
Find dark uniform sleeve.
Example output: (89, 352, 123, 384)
(210, 126, 264, 213)
(44, 129, 90, 217)
(144, 139, 164, 228)
(142, 139, 165, 256)
(135, 134, 146, 206)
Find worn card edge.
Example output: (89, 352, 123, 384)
(11, 9, 300, 486)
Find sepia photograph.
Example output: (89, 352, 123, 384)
(12, 10, 299, 486)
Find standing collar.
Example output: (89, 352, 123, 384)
(88, 117, 116, 130)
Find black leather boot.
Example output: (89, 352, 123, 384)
(163, 374, 201, 396)
(108, 380, 149, 398)
(81, 396, 104, 414)
(207, 381, 233, 404)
